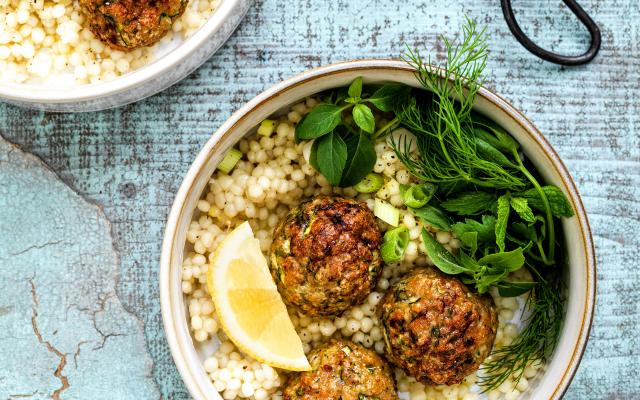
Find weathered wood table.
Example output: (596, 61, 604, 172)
(0, 1, 638, 399)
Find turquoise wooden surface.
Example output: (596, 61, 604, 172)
(0, 1, 638, 399)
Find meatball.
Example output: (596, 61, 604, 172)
(270, 196, 382, 316)
(378, 267, 498, 385)
(283, 339, 398, 400)
(79, 0, 188, 51)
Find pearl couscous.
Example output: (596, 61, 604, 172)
(0, 0, 220, 85)
(180, 98, 544, 399)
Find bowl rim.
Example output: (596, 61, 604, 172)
(160, 59, 596, 400)
(0, 0, 242, 103)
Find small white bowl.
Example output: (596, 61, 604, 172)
(0, 0, 251, 112)
(160, 59, 596, 400)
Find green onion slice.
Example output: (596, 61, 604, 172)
(381, 225, 410, 263)
(257, 119, 276, 137)
(400, 183, 436, 208)
(216, 148, 242, 174)
(374, 198, 399, 227)
(354, 173, 384, 193)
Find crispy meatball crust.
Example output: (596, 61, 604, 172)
(283, 339, 398, 400)
(270, 196, 382, 316)
(79, 0, 188, 51)
(378, 267, 498, 385)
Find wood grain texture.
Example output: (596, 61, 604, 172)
(0, 0, 638, 399)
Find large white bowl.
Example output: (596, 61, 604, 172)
(160, 59, 596, 400)
(0, 0, 252, 112)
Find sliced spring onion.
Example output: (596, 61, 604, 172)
(374, 198, 399, 227)
(354, 173, 384, 193)
(381, 226, 409, 263)
(400, 183, 436, 208)
(257, 119, 276, 137)
(216, 148, 242, 174)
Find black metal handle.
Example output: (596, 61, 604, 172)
(501, 0, 601, 66)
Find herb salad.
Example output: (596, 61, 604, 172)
(293, 18, 573, 392)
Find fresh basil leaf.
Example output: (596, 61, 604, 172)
(316, 132, 347, 186)
(510, 197, 535, 223)
(495, 194, 511, 252)
(309, 139, 320, 170)
(474, 137, 516, 168)
(353, 104, 375, 133)
(367, 84, 411, 112)
(348, 77, 363, 99)
(295, 104, 343, 141)
(516, 186, 574, 218)
(411, 205, 452, 231)
(441, 191, 497, 215)
(340, 133, 377, 187)
(496, 281, 536, 297)
(478, 247, 525, 273)
(451, 215, 496, 244)
(421, 229, 471, 275)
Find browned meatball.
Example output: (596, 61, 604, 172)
(79, 0, 188, 51)
(270, 196, 382, 316)
(283, 339, 398, 400)
(378, 267, 498, 385)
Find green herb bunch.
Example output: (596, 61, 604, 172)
(294, 77, 410, 186)
(391, 18, 573, 391)
(290, 16, 574, 393)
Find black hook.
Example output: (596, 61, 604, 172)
(501, 0, 601, 66)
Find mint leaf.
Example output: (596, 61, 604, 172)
(352, 104, 375, 133)
(495, 194, 511, 252)
(316, 132, 347, 186)
(478, 247, 525, 273)
(474, 137, 515, 168)
(472, 114, 519, 152)
(441, 191, 496, 215)
(516, 186, 574, 218)
(421, 229, 472, 275)
(411, 205, 452, 231)
(368, 84, 411, 112)
(348, 77, 363, 99)
(459, 231, 478, 256)
(340, 133, 376, 187)
(295, 104, 342, 141)
(476, 270, 509, 294)
(496, 281, 536, 297)
(510, 197, 535, 222)
(451, 215, 496, 244)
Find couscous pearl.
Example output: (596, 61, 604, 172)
(204, 358, 219, 373)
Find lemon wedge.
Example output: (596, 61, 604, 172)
(207, 221, 311, 371)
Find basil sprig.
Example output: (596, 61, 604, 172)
(295, 77, 410, 187)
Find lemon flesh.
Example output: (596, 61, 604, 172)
(207, 221, 311, 371)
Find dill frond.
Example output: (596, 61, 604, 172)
(394, 18, 527, 191)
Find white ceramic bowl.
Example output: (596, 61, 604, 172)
(160, 59, 596, 400)
(0, 0, 251, 112)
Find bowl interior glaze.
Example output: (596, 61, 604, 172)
(160, 59, 595, 400)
